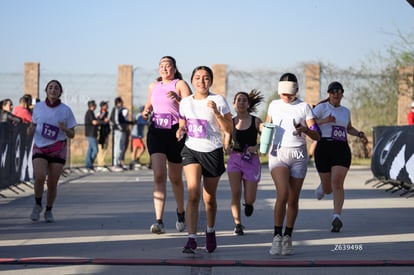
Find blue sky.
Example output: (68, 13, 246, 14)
(1, 0, 413, 75)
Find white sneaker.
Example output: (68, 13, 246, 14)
(30, 204, 43, 221)
(150, 222, 165, 234)
(269, 235, 282, 255)
(176, 210, 186, 232)
(44, 210, 55, 223)
(176, 221, 185, 232)
(315, 183, 325, 200)
(111, 166, 123, 172)
(282, 235, 293, 255)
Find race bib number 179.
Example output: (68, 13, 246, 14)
(153, 113, 172, 129)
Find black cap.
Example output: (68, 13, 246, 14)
(327, 81, 344, 93)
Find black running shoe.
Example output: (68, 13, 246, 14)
(233, 224, 244, 236)
(331, 217, 343, 233)
(244, 204, 254, 217)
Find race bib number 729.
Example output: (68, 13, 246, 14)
(42, 123, 59, 140)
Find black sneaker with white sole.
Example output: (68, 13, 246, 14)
(331, 217, 343, 233)
(233, 224, 244, 236)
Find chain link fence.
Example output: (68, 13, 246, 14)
(1, 64, 390, 163)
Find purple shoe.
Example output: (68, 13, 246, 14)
(205, 231, 217, 253)
(183, 237, 197, 253)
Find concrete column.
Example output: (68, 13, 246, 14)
(24, 62, 40, 100)
(117, 65, 133, 120)
(211, 64, 227, 97)
(304, 64, 321, 107)
(398, 66, 414, 125)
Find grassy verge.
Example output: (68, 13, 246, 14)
(351, 157, 371, 166)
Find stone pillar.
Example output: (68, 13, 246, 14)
(117, 65, 134, 120)
(211, 64, 227, 97)
(397, 66, 414, 125)
(24, 62, 40, 100)
(304, 64, 321, 107)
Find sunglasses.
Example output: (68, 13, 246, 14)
(328, 89, 343, 94)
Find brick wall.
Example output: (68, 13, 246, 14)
(24, 62, 40, 100)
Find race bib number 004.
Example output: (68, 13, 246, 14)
(331, 125, 347, 142)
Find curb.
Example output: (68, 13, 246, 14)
(2, 258, 414, 267)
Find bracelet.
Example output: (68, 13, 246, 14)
(358, 131, 364, 138)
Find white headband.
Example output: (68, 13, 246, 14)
(278, 81, 298, 95)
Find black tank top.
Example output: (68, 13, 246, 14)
(232, 116, 258, 152)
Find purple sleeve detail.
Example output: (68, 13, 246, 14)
(310, 123, 322, 136)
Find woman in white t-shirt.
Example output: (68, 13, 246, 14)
(27, 80, 77, 223)
(266, 73, 320, 256)
(177, 66, 233, 254)
(313, 81, 367, 233)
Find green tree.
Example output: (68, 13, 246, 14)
(259, 91, 279, 120)
(344, 31, 414, 157)
(349, 30, 414, 131)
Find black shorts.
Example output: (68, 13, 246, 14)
(32, 141, 67, 164)
(32, 153, 66, 164)
(146, 123, 184, 163)
(181, 146, 225, 177)
(314, 138, 351, 173)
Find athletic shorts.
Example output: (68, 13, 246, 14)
(132, 137, 144, 148)
(181, 145, 225, 177)
(226, 152, 261, 182)
(32, 140, 67, 164)
(147, 123, 184, 163)
(314, 138, 351, 173)
(268, 144, 308, 179)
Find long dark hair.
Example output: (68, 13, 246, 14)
(156, 56, 183, 81)
(279, 72, 298, 83)
(45, 80, 63, 97)
(233, 89, 264, 113)
(0, 99, 12, 110)
(190, 66, 214, 84)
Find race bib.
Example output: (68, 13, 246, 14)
(186, 118, 207, 138)
(331, 125, 347, 142)
(42, 123, 59, 140)
(153, 113, 172, 129)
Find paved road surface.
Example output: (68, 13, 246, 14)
(0, 165, 413, 274)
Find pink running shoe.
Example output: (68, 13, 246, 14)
(183, 237, 197, 253)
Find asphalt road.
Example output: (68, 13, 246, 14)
(0, 165, 413, 274)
